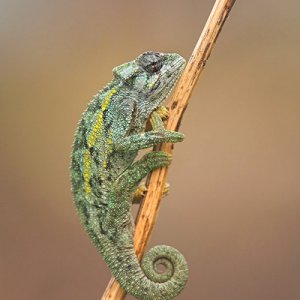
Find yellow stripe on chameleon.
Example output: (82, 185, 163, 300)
(87, 88, 117, 148)
(84, 87, 118, 196)
(103, 160, 107, 168)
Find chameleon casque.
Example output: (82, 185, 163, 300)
(70, 51, 189, 299)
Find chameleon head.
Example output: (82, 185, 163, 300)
(113, 51, 186, 112)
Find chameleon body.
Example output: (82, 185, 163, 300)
(70, 51, 188, 299)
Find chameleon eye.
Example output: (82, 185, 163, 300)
(138, 52, 163, 74)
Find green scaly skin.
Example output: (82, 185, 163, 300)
(70, 51, 188, 300)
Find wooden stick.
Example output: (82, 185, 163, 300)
(101, 0, 236, 299)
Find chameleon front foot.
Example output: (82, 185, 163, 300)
(146, 106, 169, 132)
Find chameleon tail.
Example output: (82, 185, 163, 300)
(100, 237, 188, 300)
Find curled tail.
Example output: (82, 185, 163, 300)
(100, 237, 188, 300)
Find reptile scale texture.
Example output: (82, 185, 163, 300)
(70, 51, 188, 300)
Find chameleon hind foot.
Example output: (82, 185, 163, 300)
(115, 151, 172, 194)
(133, 183, 148, 203)
(133, 182, 170, 204)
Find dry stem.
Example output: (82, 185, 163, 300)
(101, 0, 236, 299)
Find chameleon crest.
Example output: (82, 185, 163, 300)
(71, 51, 188, 300)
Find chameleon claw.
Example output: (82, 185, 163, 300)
(162, 182, 170, 198)
(155, 106, 169, 121)
(133, 183, 148, 203)
(147, 106, 170, 132)
(166, 153, 173, 163)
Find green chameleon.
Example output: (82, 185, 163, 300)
(70, 51, 188, 300)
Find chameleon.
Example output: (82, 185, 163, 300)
(70, 51, 189, 300)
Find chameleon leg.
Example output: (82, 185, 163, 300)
(130, 109, 171, 204)
(114, 151, 172, 196)
(127, 109, 172, 204)
(115, 130, 184, 152)
(102, 151, 171, 237)
(115, 107, 183, 152)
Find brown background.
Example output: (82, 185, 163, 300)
(1, 1, 299, 299)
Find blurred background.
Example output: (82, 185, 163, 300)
(1, 1, 299, 299)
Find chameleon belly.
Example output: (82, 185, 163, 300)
(70, 51, 188, 300)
